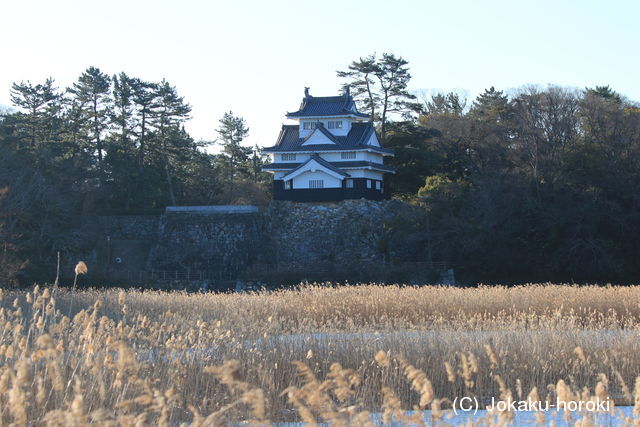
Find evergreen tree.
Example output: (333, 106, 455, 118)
(465, 87, 515, 174)
(67, 67, 112, 170)
(111, 72, 136, 147)
(250, 144, 269, 184)
(131, 78, 159, 174)
(148, 79, 191, 205)
(425, 92, 467, 116)
(585, 85, 623, 104)
(336, 54, 379, 121)
(375, 53, 423, 140)
(337, 53, 421, 142)
(469, 86, 511, 122)
(105, 73, 139, 210)
(9, 78, 62, 149)
(215, 111, 252, 194)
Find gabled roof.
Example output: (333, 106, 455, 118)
(301, 123, 338, 145)
(263, 122, 394, 155)
(281, 154, 350, 180)
(286, 93, 370, 119)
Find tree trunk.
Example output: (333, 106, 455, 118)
(365, 73, 376, 122)
(94, 97, 102, 166)
(160, 121, 176, 206)
(138, 110, 146, 174)
(164, 154, 176, 206)
(380, 90, 389, 143)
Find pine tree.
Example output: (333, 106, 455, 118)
(337, 53, 422, 142)
(10, 78, 62, 148)
(131, 78, 159, 174)
(467, 87, 514, 175)
(469, 86, 511, 123)
(111, 72, 136, 147)
(148, 79, 191, 205)
(337, 54, 379, 121)
(105, 73, 139, 210)
(375, 53, 423, 140)
(585, 85, 623, 104)
(425, 92, 467, 116)
(67, 67, 112, 170)
(250, 144, 270, 184)
(215, 111, 251, 194)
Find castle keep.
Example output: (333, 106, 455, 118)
(262, 88, 395, 202)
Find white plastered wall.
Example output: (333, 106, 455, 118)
(343, 169, 385, 179)
(298, 118, 353, 138)
(291, 170, 343, 189)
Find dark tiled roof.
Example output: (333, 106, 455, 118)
(263, 160, 395, 173)
(282, 154, 350, 179)
(287, 94, 370, 118)
(331, 161, 395, 173)
(263, 122, 394, 155)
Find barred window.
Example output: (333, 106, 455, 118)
(346, 179, 354, 188)
(303, 122, 317, 130)
(328, 120, 343, 129)
(341, 151, 356, 160)
(284, 180, 292, 190)
(309, 179, 324, 189)
(281, 153, 296, 161)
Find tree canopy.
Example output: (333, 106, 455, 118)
(1, 60, 639, 285)
(0, 66, 270, 285)
(337, 53, 422, 142)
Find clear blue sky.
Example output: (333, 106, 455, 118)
(1, 0, 638, 148)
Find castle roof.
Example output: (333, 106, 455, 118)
(286, 93, 370, 119)
(263, 122, 394, 155)
(263, 160, 395, 174)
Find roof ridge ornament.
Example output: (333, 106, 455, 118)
(304, 87, 310, 98)
(344, 85, 350, 97)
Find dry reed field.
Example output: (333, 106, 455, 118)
(1, 283, 640, 425)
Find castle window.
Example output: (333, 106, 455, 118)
(284, 180, 291, 190)
(376, 181, 381, 190)
(367, 179, 373, 189)
(281, 153, 297, 161)
(328, 120, 343, 129)
(346, 179, 354, 188)
(303, 122, 317, 130)
(309, 179, 324, 189)
(341, 151, 356, 160)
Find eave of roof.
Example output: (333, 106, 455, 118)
(262, 122, 394, 155)
(262, 145, 394, 155)
(287, 111, 370, 118)
(286, 94, 369, 118)
(263, 160, 395, 174)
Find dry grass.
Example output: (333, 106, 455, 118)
(0, 283, 639, 425)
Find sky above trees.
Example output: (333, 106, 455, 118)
(1, 0, 638, 148)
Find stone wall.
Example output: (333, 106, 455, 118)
(148, 211, 265, 275)
(85, 199, 430, 285)
(263, 200, 424, 264)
